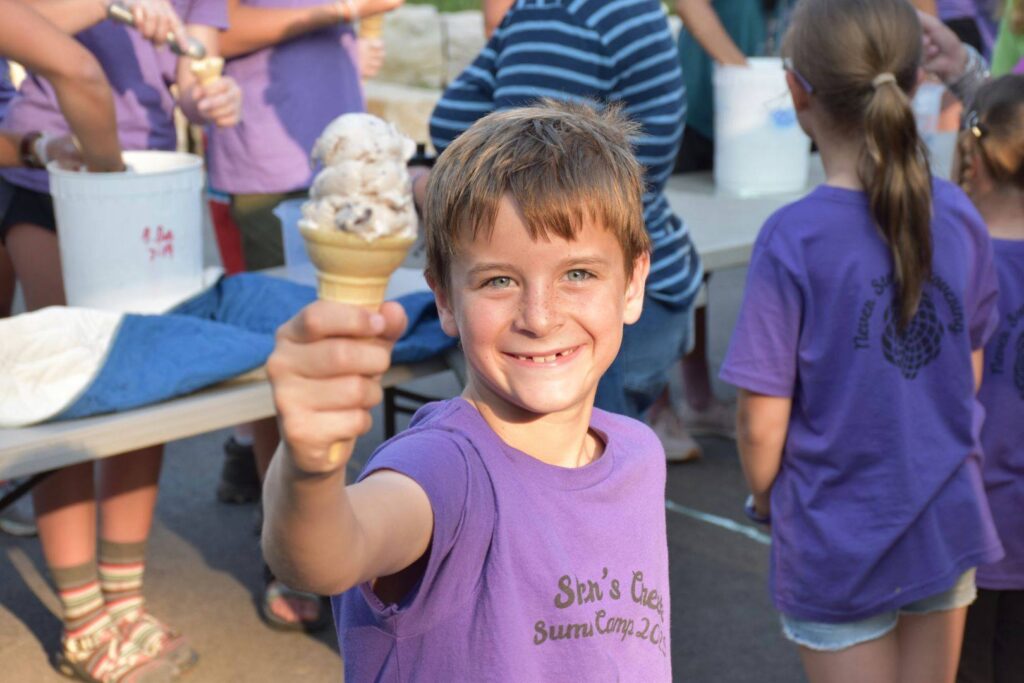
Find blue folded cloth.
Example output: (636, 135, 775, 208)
(57, 274, 454, 421)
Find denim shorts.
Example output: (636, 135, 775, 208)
(780, 569, 977, 652)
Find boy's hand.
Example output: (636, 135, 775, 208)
(267, 300, 407, 474)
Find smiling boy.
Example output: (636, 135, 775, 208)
(262, 101, 672, 680)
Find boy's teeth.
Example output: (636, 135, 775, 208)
(516, 349, 571, 363)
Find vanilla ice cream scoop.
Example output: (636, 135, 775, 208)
(311, 113, 416, 167)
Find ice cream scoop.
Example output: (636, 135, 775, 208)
(189, 56, 224, 86)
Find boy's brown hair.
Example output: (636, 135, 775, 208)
(423, 99, 651, 293)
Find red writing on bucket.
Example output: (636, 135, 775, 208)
(142, 225, 174, 261)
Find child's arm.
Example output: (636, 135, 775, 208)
(262, 301, 435, 596)
(972, 349, 984, 393)
(674, 0, 747, 66)
(736, 390, 791, 516)
(218, 0, 403, 59)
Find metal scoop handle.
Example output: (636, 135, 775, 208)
(106, 2, 207, 59)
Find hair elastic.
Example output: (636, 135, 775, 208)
(871, 73, 897, 89)
(964, 111, 986, 139)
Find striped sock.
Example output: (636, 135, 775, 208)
(98, 540, 146, 624)
(52, 562, 111, 643)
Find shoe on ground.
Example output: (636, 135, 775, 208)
(678, 399, 736, 440)
(0, 479, 38, 537)
(55, 614, 177, 683)
(649, 407, 703, 463)
(216, 437, 261, 504)
(117, 609, 198, 677)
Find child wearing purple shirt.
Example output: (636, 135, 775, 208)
(0, 2, 241, 680)
(952, 74, 1024, 683)
(720, 1, 1003, 681)
(262, 101, 673, 680)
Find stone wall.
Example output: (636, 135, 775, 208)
(366, 7, 683, 147)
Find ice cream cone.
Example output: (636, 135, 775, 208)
(359, 15, 384, 40)
(189, 56, 224, 86)
(300, 226, 414, 464)
(299, 226, 414, 309)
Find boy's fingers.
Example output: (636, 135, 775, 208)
(279, 301, 387, 344)
(273, 374, 385, 413)
(280, 409, 374, 465)
(378, 301, 409, 342)
(268, 335, 393, 380)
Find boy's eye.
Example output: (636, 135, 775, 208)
(566, 269, 593, 282)
(484, 276, 513, 289)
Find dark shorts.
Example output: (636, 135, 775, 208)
(230, 190, 308, 272)
(0, 181, 56, 244)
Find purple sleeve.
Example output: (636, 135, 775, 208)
(355, 429, 493, 625)
(179, 0, 228, 30)
(719, 218, 804, 397)
(963, 203, 1000, 350)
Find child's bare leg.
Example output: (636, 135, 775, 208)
(97, 446, 163, 542)
(33, 463, 97, 569)
(252, 417, 280, 481)
(896, 608, 968, 683)
(680, 304, 714, 411)
(799, 631, 899, 683)
(0, 241, 15, 317)
(3, 223, 65, 310)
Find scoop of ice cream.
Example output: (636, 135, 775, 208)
(311, 113, 416, 167)
(310, 159, 409, 200)
(189, 56, 224, 86)
(299, 195, 416, 241)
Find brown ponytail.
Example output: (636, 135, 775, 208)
(957, 75, 1024, 194)
(783, 0, 932, 329)
(859, 79, 933, 329)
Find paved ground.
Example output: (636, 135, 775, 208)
(0, 268, 807, 682)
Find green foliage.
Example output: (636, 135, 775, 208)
(405, 0, 480, 11)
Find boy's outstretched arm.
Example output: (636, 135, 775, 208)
(736, 390, 791, 517)
(263, 301, 434, 596)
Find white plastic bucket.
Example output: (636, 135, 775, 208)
(49, 151, 205, 314)
(713, 58, 811, 196)
(273, 198, 311, 268)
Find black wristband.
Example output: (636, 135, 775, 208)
(20, 131, 44, 169)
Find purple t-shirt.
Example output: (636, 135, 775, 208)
(206, 0, 362, 195)
(0, 59, 14, 119)
(336, 398, 672, 681)
(976, 238, 1024, 590)
(0, 0, 227, 193)
(720, 179, 1004, 622)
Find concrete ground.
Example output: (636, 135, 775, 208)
(0, 268, 807, 682)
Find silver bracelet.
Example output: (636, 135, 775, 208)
(947, 44, 989, 111)
(33, 133, 52, 168)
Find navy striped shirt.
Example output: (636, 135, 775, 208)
(430, 0, 703, 308)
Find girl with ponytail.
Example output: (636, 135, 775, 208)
(952, 74, 1024, 683)
(719, 0, 1005, 680)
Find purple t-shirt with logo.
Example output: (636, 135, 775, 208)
(976, 238, 1024, 590)
(205, 0, 362, 195)
(336, 398, 672, 681)
(720, 179, 1004, 622)
(0, 0, 227, 193)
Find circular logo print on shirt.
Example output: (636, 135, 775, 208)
(1015, 331, 1024, 399)
(881, 293, 944, 379)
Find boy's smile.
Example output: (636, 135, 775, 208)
(433, 196, 648, 443)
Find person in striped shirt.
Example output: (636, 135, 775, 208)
(416, 0, 703, 433)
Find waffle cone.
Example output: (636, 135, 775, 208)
(359, 15, 384, 40)
(299, 226, 414, 310)
(190, 56, 224, 85)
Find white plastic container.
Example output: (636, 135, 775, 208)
(273, 197, 311, 268)
(713, 58, 811, 196)
(912, 81, 944, 145)
(49, 151, 205, 313)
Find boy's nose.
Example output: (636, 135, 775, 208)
(515, 286, 563, 337)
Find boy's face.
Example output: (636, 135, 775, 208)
(433, 196, 648, 420)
